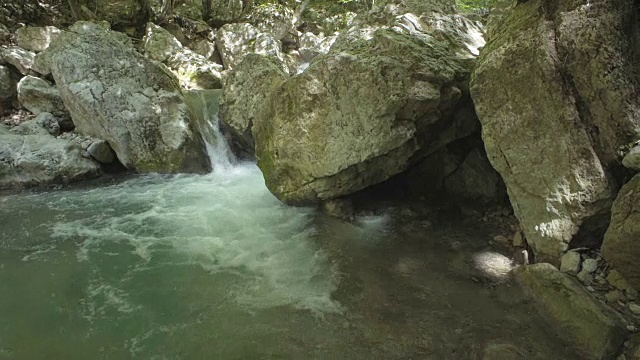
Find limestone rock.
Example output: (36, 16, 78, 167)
(10, 113, 59, 136)
(514, 263, 628, 360)
(602, 175, 640, 290)
(560, 251, 581, 275)
(623, 145, 640, 171)
(17, 75, 67, 116)
(298, 32, 337, 63)
(0, 134, 101, 189)
(42, 21, 210, 173)
(221, 54, 288, 159)
(143, 23, 183, 63)
(253, 12, 482, 204)
(143, 23, 223, 90)
(471, 0, 640, 263)
(189, 39, 216, 59)
(249, 3, 295, 41)
(15, 26, 62, 52)
(216, 23, 283, 70)
(1, 46, 36, 75)
(577, 270, 594, 285)
(582, 258, 598, 273)
(87, 140, 115, 164)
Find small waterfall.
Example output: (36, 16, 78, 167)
(183, 89, 236, 172)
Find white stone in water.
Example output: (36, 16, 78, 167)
(472, 251, 513, 282)
(560, 251, 581, 275)
(582, 258, 598, 273)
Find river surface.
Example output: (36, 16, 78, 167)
(0, 162, 580, 359)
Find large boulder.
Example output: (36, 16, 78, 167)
(42, 21, 210, 173)
(513, 263, 628, 360)
(143, 23, 223, 89)
(471, 0, 640, 263)
(1, 46, 37, 75)
(298, 32, 337, 63)
(17, 75, 67, 116)
(15, 26, 62, 52)
(252, 11, 484, 205)
(221, 54, 288, 159)
(248, 3, 296, 42)
(216, 23, 283, 70)
(602, 174, 640, 290)
(0, 134, 101, 190)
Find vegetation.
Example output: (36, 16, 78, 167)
(456, 0, 502, 14)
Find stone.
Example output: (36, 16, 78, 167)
(514, 263, 628, 360)
(512, 231, 525, 248)
(203, 0, 243, 23)
(17, 75, 67, 116)
(628, 289, 639, 301)
(582, 258, 598, 273)
(1, 46, 36, 75)
(87, 140, 115, 164)
(15, 26, 62, 52)
(143, 23, 223, 90)
(321, 198, 355, 220)
(607, 270, 633, 292)
(216, 23, 283, 71)
(482, 343, 523, 360)
(629, 303, 640, 316)
(606, 290, 626, 304)
(603, 175, 640, 290)
(471, 0, 640, 264)
(492, 235, 510, 246)
(623, 145, 640, 171)
(253, 12, 482, 205)
(298, 32, 337, 63)
(443, 147, 506, 204)
(560, 251, 581, 275)
(577, 270, 594, 285)
(0, 134, 101, 189)
(143, 23, 183, 63)
(221, 54, 288, 159)
(42, 21, 210, 173)
(249, 3, 295, 41)
(9, 118, 50, 136)
(189, 39, 216, 59)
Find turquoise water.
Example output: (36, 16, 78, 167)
(0, 164, 579, 359)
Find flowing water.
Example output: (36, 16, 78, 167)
(0, 116, 581, 359)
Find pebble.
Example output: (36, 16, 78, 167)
(512, 232, 525, 247)
(609, 270, 633, 291)
(577, 270, 594, 285)
(628, 288, 639, 301)
(582, 258, 598, 273)
(628, 325, 637, 332)
(606, 290, 626, 304)
(560, 251, 581, 275)
(629, 303, 640, 316)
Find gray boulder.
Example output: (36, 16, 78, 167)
(470, 0, 640, 263)
(253, 11, 483, 205)
(1, 46, 37, 75)
(221, 54, 288, 159)
(216, 23, 283, 70)
(17, 75, 67, 116)
(602, 174, 640, 290)
(623, 145, 640, 171)
(514, 263, 628, 360)
(0, 134, 101, 190)
(249, 3, 295, 41)
(143, 23, 223, 90)
(42, 21, 210, 173)
(15, 26, 62, 52)
(10, 113, 60, 136)
(87, 140, 115, 164)
(298, 32, 337, 63)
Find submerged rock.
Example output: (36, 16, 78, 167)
(471, 0, 640, 263)
(0, 134, 101, 189)
(513, 263, 628, 360)
(602, 174, 640, 290)
(253, 11, 483, 205)
(42, 21, 210, 173)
